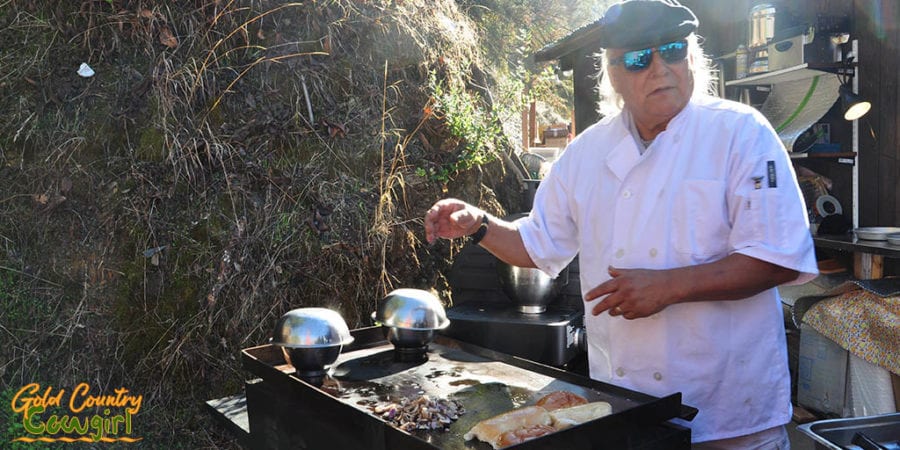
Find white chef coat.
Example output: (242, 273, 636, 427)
(517, 95, 818, 442)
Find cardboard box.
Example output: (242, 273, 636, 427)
(798, 324, 897, 417)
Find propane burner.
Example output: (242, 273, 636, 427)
(392, 345, 429, 363)
(293, 368, 327, 387)
(444, 212, 586, 369)
(442, 303, 586, 369)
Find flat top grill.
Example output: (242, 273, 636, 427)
(242, 327, 696, 449)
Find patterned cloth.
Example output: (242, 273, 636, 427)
(802, 280, 900, 376)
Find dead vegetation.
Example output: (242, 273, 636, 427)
(0, 0, 528, 447)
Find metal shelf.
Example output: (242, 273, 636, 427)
(725, 64, 834, 87)
(790, 152, 857, 160)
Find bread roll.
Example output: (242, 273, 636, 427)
(549, 401, 613, 430)
(534, 391, 588, 411)
(464, 405, 552, 449)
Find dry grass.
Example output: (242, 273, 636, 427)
(0, 0, 520, 447)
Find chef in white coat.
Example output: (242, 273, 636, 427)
(424, 0, 817, 448)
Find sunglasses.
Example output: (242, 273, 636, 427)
(608, 40, 689, 72)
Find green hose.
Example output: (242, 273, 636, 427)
(775, 75, 819, 133)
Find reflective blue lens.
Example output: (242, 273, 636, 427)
(622, 48, 653, 71)
(613, 40, 689, 72)
(658, 40, 688, 63)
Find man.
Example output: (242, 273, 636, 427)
(424, 0, 818, 448)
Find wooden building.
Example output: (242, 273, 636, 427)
(534, 0, 899, 231)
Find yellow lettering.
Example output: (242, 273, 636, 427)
(15, 383, 143, 441)
(11, 383, 39, 417)
(69, 382, 91, 413)
(48, 388, 64, 408)
(128, 394, 143, 414)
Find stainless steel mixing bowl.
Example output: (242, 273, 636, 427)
(373, 289, 450, 330)
(270, 307, 354, 372)
(283, 346, 344, 373)
(386, 327, 437, 349)
(372, 289, 449, 349)
(496, 261, 563, 313)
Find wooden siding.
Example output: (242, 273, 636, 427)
(682, 0, 899, 227)
(855, 0, 900, 226)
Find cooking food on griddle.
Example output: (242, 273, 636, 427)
(496, 424, 557, 448)
(464, 405, 553, 449)
(548, 401, 612, 430)
(465, 391, 612, 449)
(373, 394, 465, 432)
(534, 390, 588, 411)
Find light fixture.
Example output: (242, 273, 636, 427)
(837, 55, 871, 121)
(840, 83, 871, 121)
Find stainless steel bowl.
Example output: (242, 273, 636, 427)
(887, 233, 900, 246)
(854, 227, 900, 241)
(283, 346, 343, 372)
(271, 307, 354, 348)
(496, 261, 562, 313)
(271, 308, 354, 373)
(386, 327, 436, 348)
(373, 289, 450, 330)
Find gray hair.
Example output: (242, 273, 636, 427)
(595, 34, 717, 118)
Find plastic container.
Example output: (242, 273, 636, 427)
(735, 45, 749, 79)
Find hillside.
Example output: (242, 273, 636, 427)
(0, 0, 529, 446)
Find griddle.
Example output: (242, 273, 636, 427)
(241, 326, 696, 449)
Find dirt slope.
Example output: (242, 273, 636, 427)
(0, 1, 525, 446)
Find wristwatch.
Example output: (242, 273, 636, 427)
(470, 214, 489, 245)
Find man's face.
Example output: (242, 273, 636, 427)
(607, 42, 694, 123)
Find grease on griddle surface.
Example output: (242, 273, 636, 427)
(320, 342, 589, 448)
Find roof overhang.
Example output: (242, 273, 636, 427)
(532, 19, 603, 66)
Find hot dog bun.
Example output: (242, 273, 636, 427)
(549, 401, 613, 430)
(464, 405, 552, 449)
(534, 391, 588, 411)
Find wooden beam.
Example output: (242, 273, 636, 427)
(853, 251, 883, 279)
(529, 101, 537, 147)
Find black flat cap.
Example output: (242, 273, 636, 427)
(598, 0, 699, 50)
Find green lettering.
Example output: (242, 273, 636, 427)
(23, 406, 45, 434)
(45, 414, 60, 434)
(90, 415, 103, 442)
(60, 414, 89, 435)
(125, 410, 132, 434)
(110, 415, 124, 434)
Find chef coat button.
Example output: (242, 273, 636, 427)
(673, 135, 680, 143)
(649, 248, 658, 257)
(616, 367, 625, 377)
(653, 372, 663, 381)
(615, 248, 624, 258)
(622, 190, 632, 199)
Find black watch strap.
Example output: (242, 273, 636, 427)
(472, 213, 488, 245)
(470, 214, 489, 245)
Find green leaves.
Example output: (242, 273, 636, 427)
(422, 73, 502, 182)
